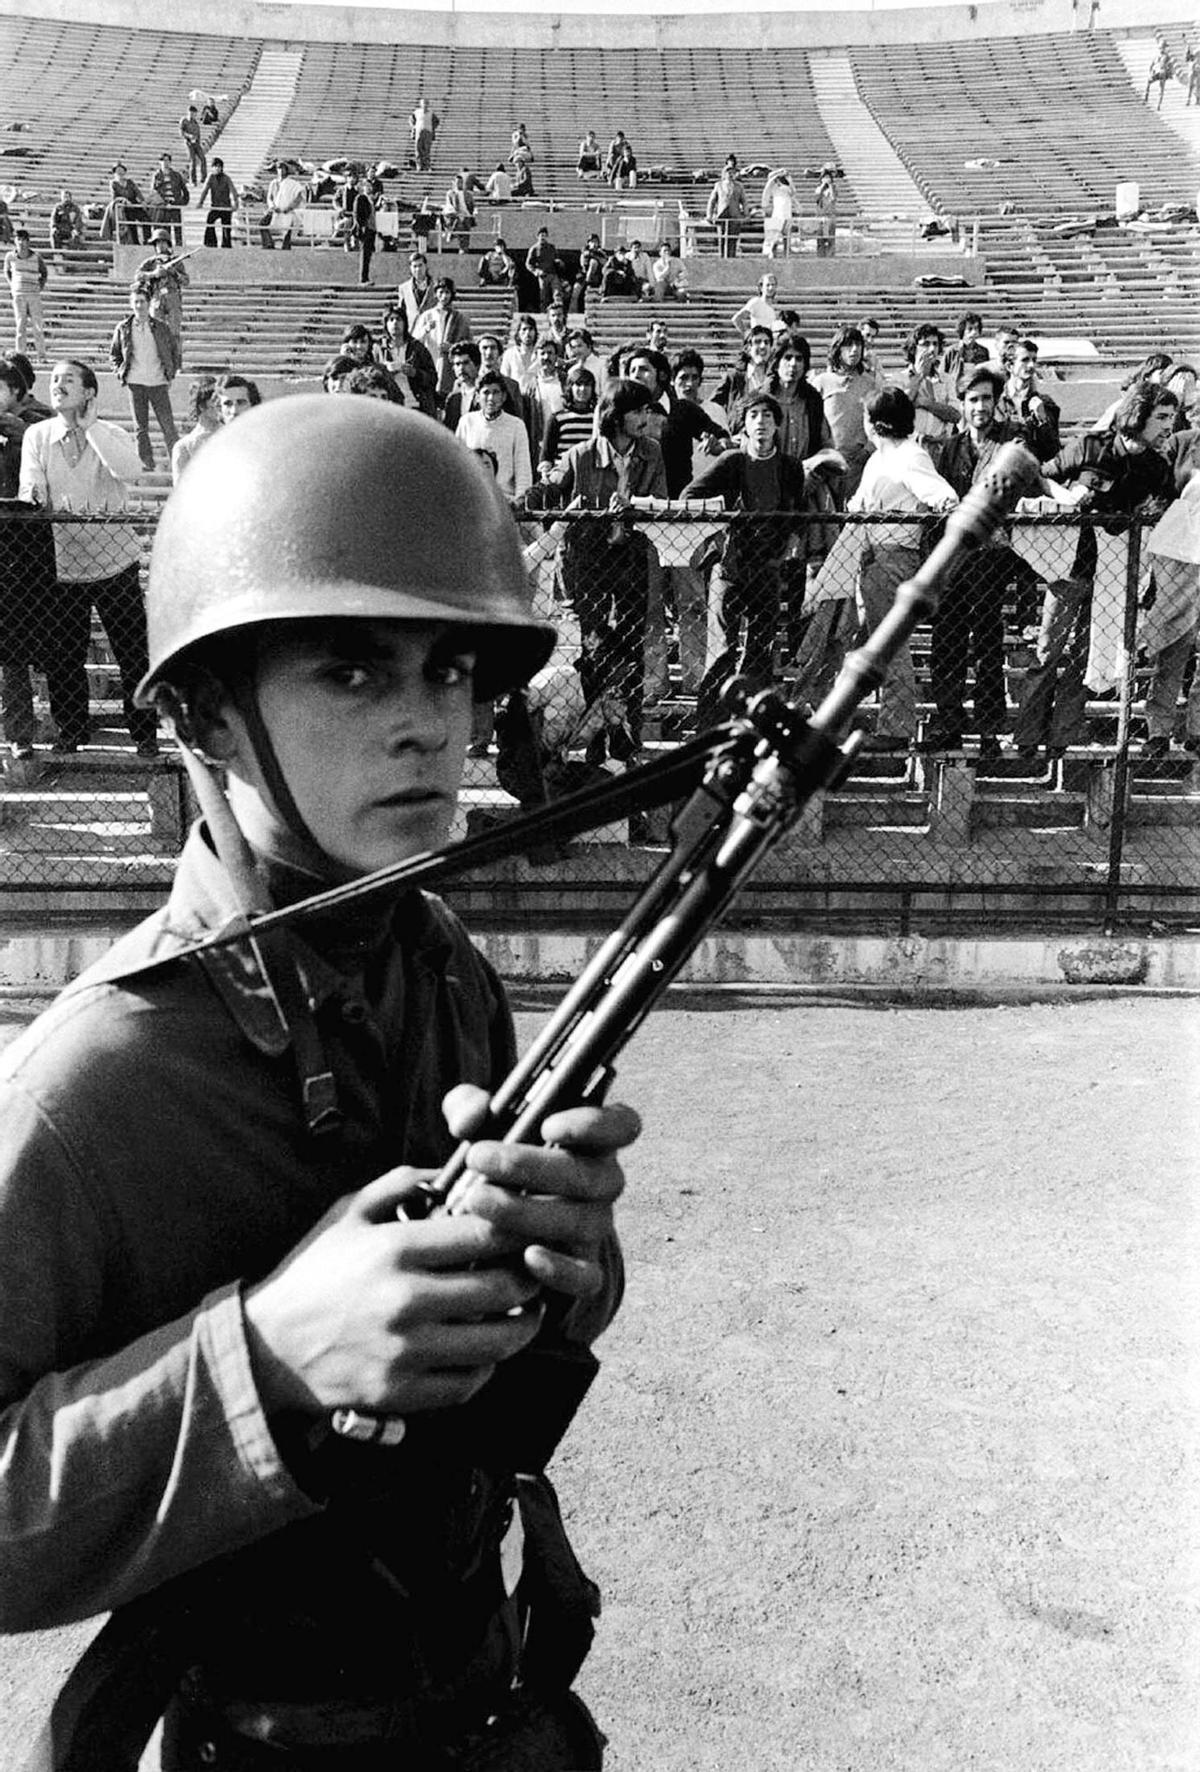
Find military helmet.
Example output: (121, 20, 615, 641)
(136, 394, 555, 705)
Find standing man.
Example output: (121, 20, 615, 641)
(997, 337, 1061, 462)
(901, 324, 960, 452)
(0, 358, 54, 760)
(178, 103, 207, 187)
(525, 226, 561, 312)
(927, 367, 1017, 758)
(456, 372, 533, 497)
(262, 159, 307, 251)
(409, 94, 439, 170)
(109, 281, 180, 472)
(1014, 384, 1177, 760)
(137, 231, 190, 357)
(103, 161, 149, 245)
(1, 397, 631, 1768)
(705, 156, 747, 259)
(198, 156, 237, 248)
(398, 249, 437, 330)
(18, 357, 158, 755)
(681, 391, 809, 723)
(3, 229, 47, 361)
(413, 277, 473, 405)
(150, 152, 189, 246)
(813, 166, 839, 258)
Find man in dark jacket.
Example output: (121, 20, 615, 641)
(110, 282, 181, 469)
(150, 152, 189, 245)
(198, 156, 238, 248)
(682, 391, 807, 723)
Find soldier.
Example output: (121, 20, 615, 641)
(0, 398, 635, 1768)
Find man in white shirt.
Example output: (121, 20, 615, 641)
(4, 229, 48, 362)
(19, 358, 158, 755)
(262, 160, 307, 250)
(849, 385, 958, 750)
(456, 374, 532, 498)
(731, 272, 783, 338)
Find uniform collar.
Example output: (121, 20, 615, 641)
(91, 822, 452, 1055)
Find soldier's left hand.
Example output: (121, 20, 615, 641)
(440, 1085, 639, 1298)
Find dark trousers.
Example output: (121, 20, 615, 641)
(204, 207, 233, 247)
(563, 527, 650, 738)
(127, 381, 178, 469)
(1013, 577, 1092, 751)
(713, 218, 741, 259)
(929, 550, 1009, 738)
(48, 563, 157, 748)
(0, 655, 37, 749)
(358, 228, 376, 284)
(695, 559, 782, 729)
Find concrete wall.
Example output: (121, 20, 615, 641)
(11, 0, 1200, 52)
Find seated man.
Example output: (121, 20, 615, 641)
(577, 131, 603, 180)
(478, 238, 519, 288)
(50, 189, 85, 251)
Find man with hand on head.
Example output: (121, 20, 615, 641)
(1, 398, 633, 1768)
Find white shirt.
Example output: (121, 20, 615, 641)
(731, 294, 782, 336)
(850, 438, 956, 547)
(485, 169, 512, 201)
(455, 409, 532, 498)
(19, 415, 143, 580)
(127, 318, 166, 388)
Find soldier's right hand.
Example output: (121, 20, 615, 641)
(242, 1171, 544, 1419)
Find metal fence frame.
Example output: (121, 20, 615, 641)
(0, 506, 1196, 935)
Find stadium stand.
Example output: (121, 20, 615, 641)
(0, 7, 1197, 918)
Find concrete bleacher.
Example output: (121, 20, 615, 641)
(849, 30, 1200, 219)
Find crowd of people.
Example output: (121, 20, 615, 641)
(291, 283, 1199, 778)
(0, 283, 1196, 775)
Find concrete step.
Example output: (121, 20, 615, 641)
(807, 51, 943, 233)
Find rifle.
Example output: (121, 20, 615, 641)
(142, 247, 199, 281)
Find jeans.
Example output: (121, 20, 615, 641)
(1013, 577, 1091, 751)
(204, 207, 233, 247)
(1145, 623, 1200, 739)
(928, 547, 1010, 739)
(48, 563, 158, 749)
(12, 291, 45, 358)
(857, 544, 920, 738)
(127, 381, 178, 469)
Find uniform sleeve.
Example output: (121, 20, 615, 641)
(0, 1077, 319, 1630)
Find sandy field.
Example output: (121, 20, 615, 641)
(0, 992, 1196, 1772)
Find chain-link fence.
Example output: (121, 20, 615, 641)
(0, 507, 1197, 928)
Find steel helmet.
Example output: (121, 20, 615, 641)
(136, 394, 555, 705)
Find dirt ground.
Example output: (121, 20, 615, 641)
(0, 994, 1196, 1772)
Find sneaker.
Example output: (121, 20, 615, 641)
(135, 739, 160, 759)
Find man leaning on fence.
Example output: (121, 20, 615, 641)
(1013, 383, 1177, 761)
(539, 377, 667, 743)
(18, 357, 159, 756)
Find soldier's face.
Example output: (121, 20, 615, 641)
(228, 619, 476, 875)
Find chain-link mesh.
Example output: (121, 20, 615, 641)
(0, 508, 1196, 925)
(0, 510, 185, 891)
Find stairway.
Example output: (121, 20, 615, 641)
(182, 45, 305, 246)
(807, 52, 943, 250)
(1113, 36, 1200, 160)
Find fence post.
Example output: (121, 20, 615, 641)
(1102, 519, 1142, 936)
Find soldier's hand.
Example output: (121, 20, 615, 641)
(242, 1177, 545, 1419)
(440, 1084, 637, 1300)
